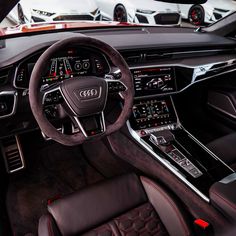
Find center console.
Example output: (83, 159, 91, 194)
(127, 66, 234, 202)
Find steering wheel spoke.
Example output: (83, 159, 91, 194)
(72, 112, 106, 138)
(42, 84, 64, 106)
(106, 79, 127, 94)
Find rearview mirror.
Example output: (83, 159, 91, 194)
(155, 13, 181, 26)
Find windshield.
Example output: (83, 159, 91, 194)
(1, 0, 236, 36)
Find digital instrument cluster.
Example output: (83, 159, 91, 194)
(42, 56, 93, 84)
(14, 48, 110, 89)
(132, 67, 177, 97)
(129, 97, 177, 130)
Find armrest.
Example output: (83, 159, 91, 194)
(209, 173, 236, 221)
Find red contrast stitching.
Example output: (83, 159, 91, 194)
(47, 216, 54, 236)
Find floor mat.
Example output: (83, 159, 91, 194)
(6, 142, 104, 236)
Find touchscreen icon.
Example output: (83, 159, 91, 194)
(146, 77, 164, 89)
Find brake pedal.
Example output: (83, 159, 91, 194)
(1, 136, 25, 173)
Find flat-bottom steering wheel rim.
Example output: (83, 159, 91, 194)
(29, 36, 134, 146)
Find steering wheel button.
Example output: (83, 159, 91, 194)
(119, 85, 125, 91)
(45, 96, 52, 104)
(0, 102, 7, 112)
(53, 96, 58, 102)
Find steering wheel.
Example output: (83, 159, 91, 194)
(29, 36, 134, 146)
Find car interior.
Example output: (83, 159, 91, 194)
(2, 0, 236, 236)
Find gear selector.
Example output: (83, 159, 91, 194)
(149, 130, 203, 178)
(150, 130, 175, 146)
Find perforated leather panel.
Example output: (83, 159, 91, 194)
(83, 203, 169, 236)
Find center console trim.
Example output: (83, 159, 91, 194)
(126, 120, 210, 202)
(220, 173, 236, 184)
(127, 94, 234, 202)
(127, 106, 234, 202)
(182, 127, 234, 172)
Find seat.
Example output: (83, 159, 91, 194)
(38, 173, 192, 236)
(207, 133, 236, 170)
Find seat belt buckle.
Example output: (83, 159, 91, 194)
(194, 219, 213, 236)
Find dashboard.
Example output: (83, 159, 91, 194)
(14, 47, 110, 89)
(0, 27, 236, 138)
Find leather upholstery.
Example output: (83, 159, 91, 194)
(141, 176, 190, 236)
(39, 214, 61, 236)
(47, 174, 147, 235)
(39, 173, 192, 236)
(210, 179, 236, 222)
(83, 203, 168, 236)
(207, 133, 236, 169)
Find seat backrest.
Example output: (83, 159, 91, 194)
(39, 173, 192, 236)
(45, 173, 147, 235)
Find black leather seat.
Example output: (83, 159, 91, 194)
(207, 133, 236, 170)
(38, 173, 192, 236)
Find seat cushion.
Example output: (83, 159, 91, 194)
(83, 203, 168, 236)
(207, 133, 236, 169)
(39, 203, 169, 236)
(39, 173, 192, 236)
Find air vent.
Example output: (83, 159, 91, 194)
(120, 50, 172, 64)
(210, 60, 236, 72)
(211, 62, 228, 70)
(145, 52, 172, 62)
(121, 51, 142, 63)
(1, 136, 25, 173)
(0, 67, 12, 86)
(121, 49, 232, 65)
(0, 91, 17, 118)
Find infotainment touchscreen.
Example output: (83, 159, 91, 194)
(129, 97, 177, 130)
(131, 67, 177, 97)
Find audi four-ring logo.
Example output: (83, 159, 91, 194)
(79, 88, 98, 98)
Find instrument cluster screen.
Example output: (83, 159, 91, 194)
(132, 67, 177, 97)
(14, 47, 109, 89)
(42, 56, 92, 84)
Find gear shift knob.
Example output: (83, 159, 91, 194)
(150, 130, 175, 146)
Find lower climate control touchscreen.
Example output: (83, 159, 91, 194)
(132, 67, 177, 97)
(129, 97, 177, 130)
